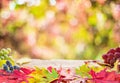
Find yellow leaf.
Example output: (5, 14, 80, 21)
(0, 60, 6, 67)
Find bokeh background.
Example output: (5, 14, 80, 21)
(0, 0, 120, 60)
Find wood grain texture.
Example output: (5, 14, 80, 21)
(22, 59, 94, 68)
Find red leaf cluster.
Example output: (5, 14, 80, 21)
(0, 67, 34, 83)
(89, 69, 120, 83)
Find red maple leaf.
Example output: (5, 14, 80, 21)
(89, 69, 120, 83)
(0, 67, 34, 83)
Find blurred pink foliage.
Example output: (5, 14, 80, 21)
(0, 0, 120, 59)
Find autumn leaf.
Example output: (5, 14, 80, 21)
(46, 67, 59, 82)
(0, 67, 33, 83)
(20, 67, 34, 74)
(89, 69, 120, 83)
(28, 67, 47, 83)
(28, 66, 59, 83)
(0, 60, 6, 67)
(76, 64, 91, 78)
(12, 67, 33, 83)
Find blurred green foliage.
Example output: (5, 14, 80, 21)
(0, 0, 120, 60)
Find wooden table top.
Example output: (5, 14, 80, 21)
(22, 59, 97, 68)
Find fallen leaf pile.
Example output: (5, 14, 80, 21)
(0, 48, 120, 83)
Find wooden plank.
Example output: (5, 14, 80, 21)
(22, 59, 94, 68)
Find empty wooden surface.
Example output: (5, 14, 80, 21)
(22, 59, 95, 68)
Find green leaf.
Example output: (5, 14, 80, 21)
(29, 67, 50, 83)
(46, 68, 59, 82)
(76, 64, 91, 78)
